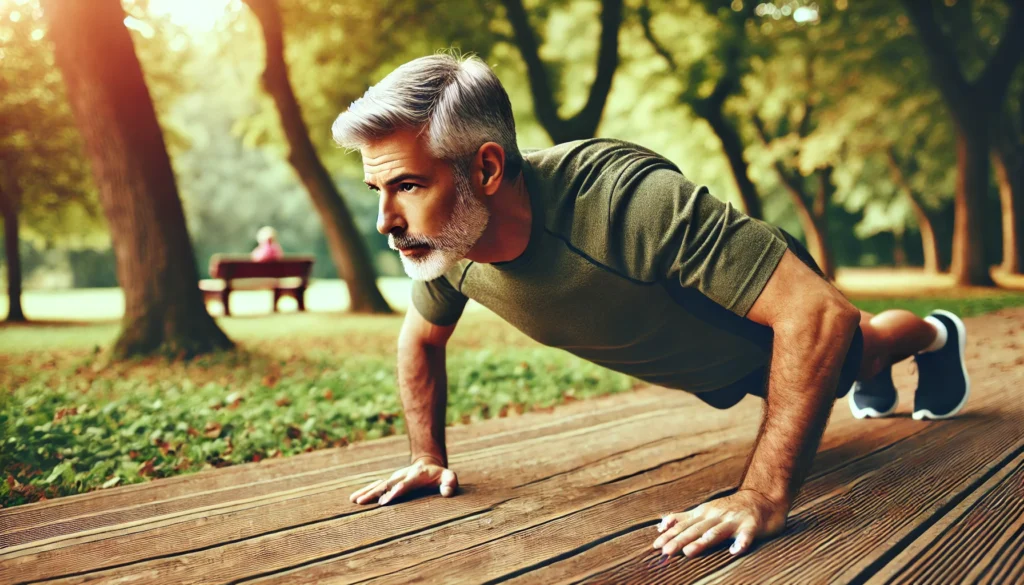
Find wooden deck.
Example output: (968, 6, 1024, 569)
(2, 310, 1023, 584)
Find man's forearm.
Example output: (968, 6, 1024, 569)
(740, 303, 860, 507)
(396, 339, 449, 466)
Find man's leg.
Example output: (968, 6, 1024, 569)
(850, 308, 968, 419)
(855, 310, 940, 381)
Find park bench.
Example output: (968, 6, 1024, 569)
(199, 254, 314, 316)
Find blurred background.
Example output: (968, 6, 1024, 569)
(2, 0, 1021, 303)
(1, 0, 1021, 506)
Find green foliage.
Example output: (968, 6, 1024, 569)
(0, 0, 102, 247)
(1, 341, 634, 508)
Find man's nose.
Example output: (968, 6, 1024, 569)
(377, 195, 406, 235)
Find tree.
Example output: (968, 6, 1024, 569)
(790, 1, 959, 275)
(900, 0, 1024, 285)
(0, 0, 102, 322)
(0, 171, 24, 322)
(42, 0, 232, 357)
(638, 0, 764, 218)
(748, 48, 838, 280)
(497, 0, 624, 143)
(886, 147, 944, 273)
(993, 89, 1023, 276)
(243, 0, 392, 314)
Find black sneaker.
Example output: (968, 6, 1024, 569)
(848, 366, 898, 419)
(913, 310, 970, 420)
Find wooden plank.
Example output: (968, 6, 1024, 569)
(345, 411, 936, 585)
(499, 416, 931, 585)
(576, 403, 1021, 584)
(0, 388, 658, 532)
(1, 400, 736, 583)
(0, 390, 667, 548)
(867, 450, 1024, 585)
(18, 379, 963, 584)
(236, 393, 930, 585)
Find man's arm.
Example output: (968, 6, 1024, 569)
(396, 305, 457, 466)
(740, 250, 860, 510)
(653, 250, 860, 556)
(349, 305, 461, 505)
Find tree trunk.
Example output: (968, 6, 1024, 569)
(893, 231, 907, 268)
(900, 0, 1023, 285)
(950, 121, 993, 284)
(812, 169, 836, 280)
(769, 160, 834, 280)
(43, 0, 232, 357)
(703, 108, 763, 219)
(992, 138, 1023, 275)
(885, 147, 942, 273)
(244, 0, 391, 314)
(0, 181, 25, 322)
(907, 194, 942, 274)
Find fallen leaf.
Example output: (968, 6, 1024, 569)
(204, 421, 223, 439)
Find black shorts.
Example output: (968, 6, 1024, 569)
(693, 229, 864, 410)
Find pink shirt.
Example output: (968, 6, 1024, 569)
(251, 241, 284, 262)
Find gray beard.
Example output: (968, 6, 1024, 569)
(389, 168, 490, 281)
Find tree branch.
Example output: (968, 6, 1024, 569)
(499, 0, 565, 138)
(500, 0, 622, 141)
(638, 1, 679, 73)
(752, 114, 808, 205)
(899, 0, 970, 113)
(976, 2, 1024, 108)
(569, 0, 624, 135)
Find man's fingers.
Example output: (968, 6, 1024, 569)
(651, 510, 699, 548)
(380, 464, 436, 504)
(729, 525, 757, 555)
(683, 520, 737, 557)
(352, 479, 387, 505)
(655, 517, 716, 553)
(379, 481, 408, 505)
(439, 469, 458, 497)
(349, 479, 384, 502)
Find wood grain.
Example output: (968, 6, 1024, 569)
(0, 389, 658, 535)
(0, 391, 666, 549)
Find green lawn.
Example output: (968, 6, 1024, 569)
(2, 284, 1023, 508)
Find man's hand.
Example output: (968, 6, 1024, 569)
(651, 490, 789, 558)
(348, 456, 459, 506)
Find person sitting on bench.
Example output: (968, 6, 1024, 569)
(251, 226, 284, 262)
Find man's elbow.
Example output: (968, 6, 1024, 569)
(815, 295, 860, 339)
(776, 293, 859, 340)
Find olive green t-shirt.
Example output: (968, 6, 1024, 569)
(412, 138, 789, 397)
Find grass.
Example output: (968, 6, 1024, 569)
(0, 306, 637, 508)
(2, 283, 1023, 508)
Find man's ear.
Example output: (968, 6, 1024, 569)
(475, 142, 506, 196)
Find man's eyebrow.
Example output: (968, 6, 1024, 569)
(364, 173, 430, 189)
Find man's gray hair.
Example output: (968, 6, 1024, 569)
(332, 52, 522, 177)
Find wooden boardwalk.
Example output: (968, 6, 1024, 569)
(2, 310, 1022, 584)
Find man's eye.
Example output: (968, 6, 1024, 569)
(399, 183, 419, 192)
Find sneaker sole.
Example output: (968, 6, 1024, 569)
(848, 383, 898, 419)
(913, 309, 970, 421)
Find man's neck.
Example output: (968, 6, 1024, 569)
(464, 172, 532, 264)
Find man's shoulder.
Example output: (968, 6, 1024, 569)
(524, 138, 687, 224)
(523, 138, 681, 178)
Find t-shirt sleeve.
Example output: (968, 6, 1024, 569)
(613, 167, 789, 317)
(411, 276, 469, 326)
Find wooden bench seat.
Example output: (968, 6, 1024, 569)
(198, 255, 313, 316)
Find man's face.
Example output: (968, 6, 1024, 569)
(363, 128, 490, 281)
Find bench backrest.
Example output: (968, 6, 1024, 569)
(209, 254, 315, 281)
